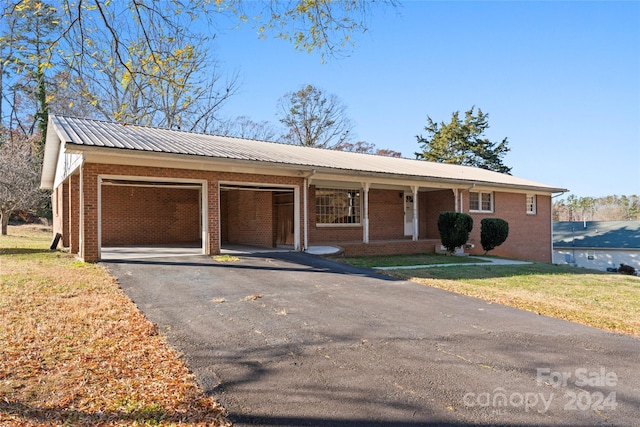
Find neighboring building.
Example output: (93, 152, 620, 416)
(553, 221, 640, 271)
(40, 115, 566, 262)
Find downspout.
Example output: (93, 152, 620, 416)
(303, 169, 316, 251)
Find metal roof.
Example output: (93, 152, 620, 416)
(554, 221, 640, 249)
(43, 115, 567, 192)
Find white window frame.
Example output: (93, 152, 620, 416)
(469, 191, 493, 213)
(526, 194, 537, 215)
(315, 187, 362, 226)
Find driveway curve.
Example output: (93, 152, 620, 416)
(103, 252, 640, 426)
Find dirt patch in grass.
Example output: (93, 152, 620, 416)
(387, 263, 640, 336)
(0, 225, 230, 426)
(335, 253, 489, 268)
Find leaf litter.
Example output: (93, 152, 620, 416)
(0, 226, 231, 426)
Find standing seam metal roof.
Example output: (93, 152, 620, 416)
(47, 115, 566, 192)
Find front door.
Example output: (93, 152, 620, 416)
(404, 192, 414, 236)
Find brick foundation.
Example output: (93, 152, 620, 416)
(338, 239, 442, 257)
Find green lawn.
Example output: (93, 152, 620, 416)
(383, 262, 640, 336)
(336, 253, 490, 268)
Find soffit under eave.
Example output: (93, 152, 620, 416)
(75, 145, 565, 195)
(310, 172, 564, 195)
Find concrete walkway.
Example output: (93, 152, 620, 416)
(373, 256, 532, 270)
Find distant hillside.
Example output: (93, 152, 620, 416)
(553, 194, 639, 221)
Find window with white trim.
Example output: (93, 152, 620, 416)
(526, 194, 536, 215)
(469, 191, 493, 212)
(315, 188, 361, 225)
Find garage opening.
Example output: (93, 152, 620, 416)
(100, 179, 205, 259)
(219, 184, 297, 251)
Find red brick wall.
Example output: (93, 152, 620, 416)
(461, 191, 552, 262)
(420, 190, 455, 239)
(226, 190, 274, 248)
(76, 163, 303, 261)
(307, 185, 363, 243)
(340, 239, 441, 257)
(369, 189, 404, 240)
(101, 185, 200, 246)
(52, 183, 69, 247)
(73, 161, 551, 262)
(220, 190, 229, 244)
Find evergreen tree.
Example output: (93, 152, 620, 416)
(416, 106, 511, 174)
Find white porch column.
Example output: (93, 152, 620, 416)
(294, 185, 301, 251)
(303, 178, 309, 250)
(362, 182, 370, 244)
(453, 188, 459, 212)
(412, 185, 419, 241)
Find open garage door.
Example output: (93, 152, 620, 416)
(100, 179, 205, 259)
(219, 183, 298, 251)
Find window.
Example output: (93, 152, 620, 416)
(526, 194, 536, 215)
(469, 191, 493, 212)
(315, 188, 361, 225)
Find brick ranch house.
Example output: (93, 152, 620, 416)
(40, 115, 567, 262)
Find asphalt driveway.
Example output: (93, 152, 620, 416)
(103, 252, 640, 426)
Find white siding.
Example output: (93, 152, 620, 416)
(553, 248, 640, 272)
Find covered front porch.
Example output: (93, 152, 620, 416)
(306, 175, 459, 255)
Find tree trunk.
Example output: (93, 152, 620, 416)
(1, 211, 9, 236)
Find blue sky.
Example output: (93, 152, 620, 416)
(210, 1, 640, 199)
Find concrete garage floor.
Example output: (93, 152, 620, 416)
(103, 252, 640, 427)
(101, 244, 297, 260)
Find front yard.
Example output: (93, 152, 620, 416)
(0, 225, 230, 426)
(3, 225, 638, 425)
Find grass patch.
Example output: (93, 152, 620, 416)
(386, 262, 640, 336)
(336, 252, 489, 268)
(0, 225, 230, 426)
(213, 254, 240, 262)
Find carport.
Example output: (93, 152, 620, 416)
(99, 176, 208, 259)
(219, 182, 300, 251)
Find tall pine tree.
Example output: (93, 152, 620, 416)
(416, 106, 511, 174)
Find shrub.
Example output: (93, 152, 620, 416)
(480, 218, 509, 254)
(438, 211, 473, 254)
(618, 264, 637, 276)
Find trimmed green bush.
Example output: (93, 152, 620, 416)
(438, 211, 473, 254)
(480, 218, 509, 253)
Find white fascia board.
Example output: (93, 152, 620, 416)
(40, 126, 62, 189)
(52, 142, 83, 189)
